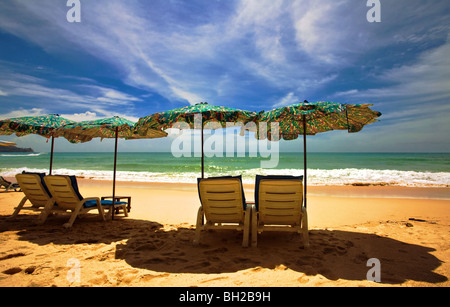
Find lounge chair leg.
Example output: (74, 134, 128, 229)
(37, 200, 55, 225)
(10, 196, 28, 219)
(96, 199, 106, 222)
(193, 206, 204, 245)
(122, 205, 129, 217)
(64, 203, 83, 228)
(251, 205, 258, 247)
(242, 205, 251, 247)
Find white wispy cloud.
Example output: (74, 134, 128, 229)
(335, 37, 450, 104)
(0, 66, 141, 120)
(0, 0, 348, 106)
(0, 0, 449, 152)
(273, 92, 299, 108)
(0, 108, 44, 120)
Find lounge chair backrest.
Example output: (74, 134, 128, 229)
(15, 174, 52, 207)
(21, 172, 50, 195)
(44, 175, 83, 210)
(0, 176, 10, 186)
(257, 178, 303, 226)
(198, 178, 244, 224)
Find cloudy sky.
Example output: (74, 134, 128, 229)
(0, 0, 449, 153)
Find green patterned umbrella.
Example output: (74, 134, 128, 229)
(135, 102, 257, 131)
(255, 101, 381, 208)
(256, 101, 381, 140)
(0, 114, 76, 174)
(0, 114, 75, 138)
(135, 102, 257, 178)
(54, 116, 167, 143)
(54, 116, 167, 218)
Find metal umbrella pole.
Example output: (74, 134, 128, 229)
(201, 118, 205, 179)
(111, 126, 119, 220)
(49, 136, 55, 175)
(302, 114, 307, 209)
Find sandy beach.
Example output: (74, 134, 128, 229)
(0, 178, 448, 287)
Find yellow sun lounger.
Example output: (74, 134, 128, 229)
(0, 175, 21, 192)
(11, 173, 53, 221)
(194, 176, 251, 247)
(251, 175, 309, 248)
(42, 175, 127, 228)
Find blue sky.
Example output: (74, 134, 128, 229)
(0, 0, 449, 153)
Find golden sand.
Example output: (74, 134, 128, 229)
(0, 179, 449, 287)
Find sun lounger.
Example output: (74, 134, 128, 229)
(0, 176, 21, 192)
(194, 176, 251, 247)
(11, 173, 53, 220)
(251, 175, 309, 248)
(42, 175, 128, 228)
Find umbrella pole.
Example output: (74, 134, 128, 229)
(201, 118, 204, 179)
(302, 115, 307, 209)
(49, 136, 55, 175)
(112, 127, 118, 220)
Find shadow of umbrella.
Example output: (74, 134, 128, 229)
(1, 214, 446, 286)
(113, 226, 447, 285)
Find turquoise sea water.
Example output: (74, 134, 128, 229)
(1, 152, 449, 187)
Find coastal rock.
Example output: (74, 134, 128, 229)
(0, 146, 34, 153)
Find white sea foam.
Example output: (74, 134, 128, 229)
(0, 153, 46, 157)
(1, 167, 449, 188)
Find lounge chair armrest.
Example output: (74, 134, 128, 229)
(250, 204, 258, 247)
(244, 203, 252, 214)
(82, 197, 100, 203)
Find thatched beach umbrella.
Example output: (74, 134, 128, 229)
(0, 114, 75, 174)
(53, 116, 168, 218)
(254, 101, 382, 208)
(134, 102, 257, 178)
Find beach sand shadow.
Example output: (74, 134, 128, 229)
(0, 214, 163, 246)
(1, 214, 447, 285)
(115, 222, 447, 285)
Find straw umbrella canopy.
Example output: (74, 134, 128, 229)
(254, 101, 382, 207)
(53, 116, 168, 218)
(134, 102, 258, 178)
(0, 114, 76, 174)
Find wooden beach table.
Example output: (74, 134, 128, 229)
(101, 196, 131, 213)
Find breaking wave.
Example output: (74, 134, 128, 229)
(0, 153, 45, 157)
(1, 167, 449, 188)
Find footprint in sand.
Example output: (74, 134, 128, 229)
(353, 252, 368, 264)
(87, 272, 109, 286)
(297, 274, 310, 284)
(0, 253, 26, 261)
(2, 267, 22, 275)
(4, 265, 37, 276)
(203, 247, 228, 255)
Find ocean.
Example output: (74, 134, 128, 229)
(0, 152, 449, 188)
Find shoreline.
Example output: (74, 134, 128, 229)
(74, 178, 450, 200)
(72, 179, 450, 228)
